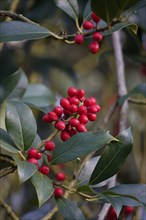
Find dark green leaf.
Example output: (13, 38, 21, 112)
(77, 185, 96, 196)
(104, 184, 146, 205)
(31, 134, 41, 148)
(0, 21, 51, 42)
(0, 128, 20, 154)
(55, 0, 79, 19)
(31, 171, 53, 207)
(91, 0, 139, 23)
(52, 131, 115, 164)
(5, 101, 37, 151)
(0, 70, 22, 104)
(56, 197, 86, 220)
(101, 22, 138, 36)
(8, 70, 28, 100)
(15, 159, 38, 184)
(78, 156, 100, 186)
(89, 128, 133, 185)
(119, 83, 146, 105)
(0, 102, 6, 130)
(22, 84, 55, 108)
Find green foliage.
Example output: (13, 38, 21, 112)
(89, 128, 133, 185)
(56, 197, 86, 220)
(119, 83, 146, 105)
(52, 131, 116, 164)
(0, 69, 24, 104)
(5, 101, 37, 151)
(91, 0, 140, 23)
(15, 159, 38, 184)
(31, 172, 54, 207)
(0, 21, 51, 42)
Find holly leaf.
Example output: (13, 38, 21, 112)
(31, 172, 54, 207)
(56, 197, 86, 220)
(52, 131, 116, 164)
(0, 21, 51, 42)
(5, 101, 37, 151)
(89, 128, 133, 185)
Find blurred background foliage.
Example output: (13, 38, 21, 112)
(0, 0, 146, 219)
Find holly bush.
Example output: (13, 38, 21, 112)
(0, 1, 146, 220)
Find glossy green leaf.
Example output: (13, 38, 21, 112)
(52, 131, 115, 164)
(5, 101, 37, 151)
(22, 84, 55, 108)
(77, 185, 96, 196)
(0, 69, 22, 103)
(89, 128, 133, 185)
(0, 128, 20, 154)
(31, 134, 41, 148)
(91, 0, 139, 23)
(55, 0, 79, 19)
(0, 21, 51, 42)
(104, 184, 146, 205)
(15, 159, 38, 184)
(119, 83, 146, 105)
(31, 172, 53, 207)
(56, 197, 86, 220)
(101, 22, 138, 36)
(8, 70, 28, 100)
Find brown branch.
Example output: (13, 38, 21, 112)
(0, 196, 19, 220)
(0, 10, 39, 25)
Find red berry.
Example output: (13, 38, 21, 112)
(77, 105, 87, 115)
(88, 105, 98, 114)
(69, 97, 79, 105)
(55, 121, 66, 131)
(107, 207, 117, 219)
(78, 114, 88, 124)
(124, 206, 134, 215)
(67, 87, 77, 97)
(89, 41, 99, 54)
(48, 112, 58, 122)
(45, 141, 55, 151)
(54, 187, 64, 198)
(69, 104, 78, 114)
(69, 128, 77, 136)
(76, 124, 87, 132)
(63, 109, 70, 117)
(89, 97, 97, 105)
(93, 32, 103, 42)
(39, 166, 50, 175)
(69, 118, 80, 127)
(28, 148, 38, 159)
(55, 172, 66, 181)
(83, 20, 94, 30)
(47, 154, 53, 162)
(60, 131, 70, 141)
(60, 98, 70, 109)
(42, 114, 51, 123)
(88, 113, 97, 121)
(27, 158, 39, 167)
(53, 106, 63, 117)
(95, 104, 101, 112)
(74, 34, 84, 45)
(36, 152, 42, 160)
(77, 89, 85, 100)
(91, 12, 101, 23)
(84, 98, 91, 107)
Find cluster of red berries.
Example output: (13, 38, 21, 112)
(43, 87, 101, 141)
(74, 12, 103, 54)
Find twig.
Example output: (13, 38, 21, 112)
(0, 195, 19, 220)
(0, 10, 38, 25)
(98, 30, 128, 220)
